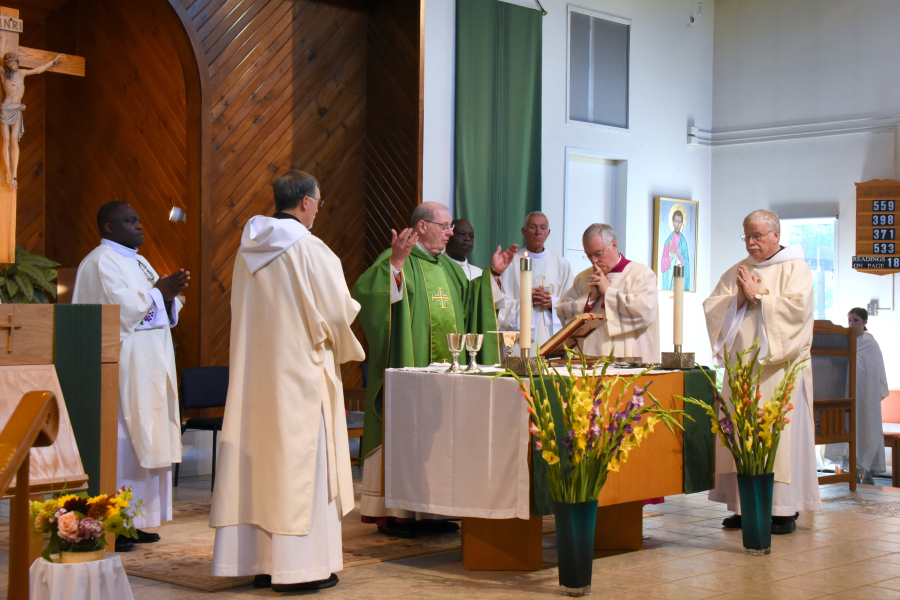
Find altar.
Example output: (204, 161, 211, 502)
(383, 366, 716, 570)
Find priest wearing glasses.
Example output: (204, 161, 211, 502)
(353, 202, 517, 537)
(703, 209, 819, 535)
(556, 223, 659, 363)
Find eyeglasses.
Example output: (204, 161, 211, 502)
(582, 246, 610, 262)
(306, 195, 324, 208)
(425, 220, 455, 232)
(740, 231, 772, 242)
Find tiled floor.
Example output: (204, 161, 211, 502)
(9, 477, 900, 598)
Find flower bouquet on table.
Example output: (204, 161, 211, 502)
(678, 340, 806, 555)
(508, 348, 686, 597)
(30, 486, 143, 563)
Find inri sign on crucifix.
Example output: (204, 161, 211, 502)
(0, 6, 85, 263)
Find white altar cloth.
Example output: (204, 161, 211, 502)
(384, 370, 531, 520)
(29, 554, 134, 600)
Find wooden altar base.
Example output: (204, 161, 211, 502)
(461, 501, 644, 571)
(461, 372, 687, 570)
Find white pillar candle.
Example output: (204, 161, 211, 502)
(520, 253, 533, 354)
(673, 265, 684, 348)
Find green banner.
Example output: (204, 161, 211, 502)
(682, 367, 717, 494)
(454, 0, 542, 269)
(54, 304, 103, 496)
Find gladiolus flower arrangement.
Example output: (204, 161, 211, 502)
(30, 486, 143, 559)
(510, 349, 686, 504)
(680, 340, 806, 475)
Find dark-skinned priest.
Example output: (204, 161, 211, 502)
(73, 201, 190, 551)
(354, 201, 518, 537)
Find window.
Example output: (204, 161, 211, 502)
(780, 217, 838, 321)
(568, 8, 630, 129)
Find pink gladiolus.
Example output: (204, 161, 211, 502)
(529, 423, 540, 436)
(535, 440, 543, 450)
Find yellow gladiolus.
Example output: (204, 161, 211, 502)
(542, 450, 561, 465)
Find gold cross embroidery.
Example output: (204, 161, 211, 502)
(431, 288, 450, 309)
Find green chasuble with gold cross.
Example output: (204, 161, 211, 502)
(353, 246, 501, 459)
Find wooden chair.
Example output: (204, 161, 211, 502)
(811, 320, 857, 490)
(884, 432, 900, 488)
(345, 388, 366, 466)
(0, 391, 59, 600)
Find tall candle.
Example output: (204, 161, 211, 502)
(673, 265, 684, 349)
(520, 252, 533, 354)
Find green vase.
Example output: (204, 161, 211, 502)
(552, 500, 597, 596)
(736, 473, 774, 555)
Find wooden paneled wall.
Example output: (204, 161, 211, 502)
(365, 0, 423, 264)
(14, 0, 423, 384)
(43, 0, 192, 367)
(15, 20, 46, 255)
(181, 0, 369, 380)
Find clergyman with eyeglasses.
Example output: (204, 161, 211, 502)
(353, 201, 518, 538)
(556, 223, 659, 362)
(703, 209, 819, 535)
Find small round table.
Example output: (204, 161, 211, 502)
(29, 554, 134, 600)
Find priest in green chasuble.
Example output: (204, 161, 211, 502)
(354, 201, 517, 537)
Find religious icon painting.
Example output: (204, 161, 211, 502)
(653, 197, 699, 292)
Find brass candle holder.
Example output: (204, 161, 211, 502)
(505, 348, 544, 376)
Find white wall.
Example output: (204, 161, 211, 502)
(423, 0, 716, 361)
(711, 0, 900, 385)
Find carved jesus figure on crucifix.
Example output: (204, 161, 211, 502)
(0, 52, 62, 188)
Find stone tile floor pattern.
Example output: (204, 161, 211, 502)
(9, 477, 900, 598)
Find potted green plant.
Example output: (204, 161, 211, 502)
(0, 246, 59, 303)
(509, 350, 686, 596)
(679, 340, 806, 555)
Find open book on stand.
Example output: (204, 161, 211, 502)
(539, 313, 605, 358)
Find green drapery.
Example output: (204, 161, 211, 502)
(54, 304, 103, 496)
(454, 0, 542, 269)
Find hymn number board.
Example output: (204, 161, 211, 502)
(854, 179, 900, 275)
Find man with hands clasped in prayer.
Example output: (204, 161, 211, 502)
(704, 209, 819, 535)
(556, 223, 659, 362)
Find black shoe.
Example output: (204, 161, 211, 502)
(417, 520, 460, 534)
(134, 529, 161, 544)
(792, 512, 800, 521)
(772, 516, 796, 535)
(253, 575, 271, 589)
(115, 536, 135, 552)
(377, 523, 417, 539)
(722, 514, 742, 529)
(272, 574, 339, 592)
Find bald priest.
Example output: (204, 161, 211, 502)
(210, 171, 365, 591)
(354, 202, 517, 536)
(73, 201, 189, 549)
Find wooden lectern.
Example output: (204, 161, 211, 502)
(0, 303, 120, 561)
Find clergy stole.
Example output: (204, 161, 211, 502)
(354, 246, 501, 459)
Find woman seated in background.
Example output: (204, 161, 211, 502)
(825, 307, 889, 485)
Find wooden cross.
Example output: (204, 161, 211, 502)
(0, 6, 85, 263)
(431, 287, 450, 309)
(1, 312, 20, 352)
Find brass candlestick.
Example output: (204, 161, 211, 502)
(505, 347, 543, 376)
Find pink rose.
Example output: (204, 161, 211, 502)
(57, 511, 82, 543)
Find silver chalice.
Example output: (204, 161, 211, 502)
(445, 333, 466, 373)
(465, 334, 484, 372)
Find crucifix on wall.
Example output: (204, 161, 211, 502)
(0, 6, 85, 263)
